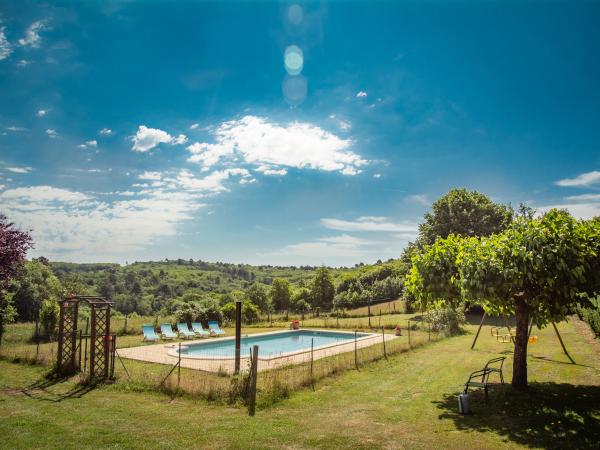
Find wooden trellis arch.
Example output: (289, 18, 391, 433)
(56, 295, 116, 382)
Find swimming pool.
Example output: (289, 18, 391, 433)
(174, 329, 373, 360)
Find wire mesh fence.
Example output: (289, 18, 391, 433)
(2, 317, 442, 414)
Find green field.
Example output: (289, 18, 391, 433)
(1, 317, 598, 449)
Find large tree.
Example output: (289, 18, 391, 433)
(270, 278, 292, 312)
(0, 214, 33, 345)
(407, 209, 600, 388)
(12, 260, 62, 322)
(245, 283, 270, 312)
(310, 266, 335, 310)
(417, 188, 513, 245)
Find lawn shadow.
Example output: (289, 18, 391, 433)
(434, 382, 600, 450)
(21, 376, 96, 403)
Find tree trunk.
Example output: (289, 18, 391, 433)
(512, 297, 530, 389)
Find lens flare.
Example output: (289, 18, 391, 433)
(282, 74, 307, 106)
(284, 45, 303, 75)
(287, 4, 303, 25)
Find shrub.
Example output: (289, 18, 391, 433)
(39, 298, 60, 338)
(424, 304, 466, 336)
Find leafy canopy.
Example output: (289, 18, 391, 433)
(407, 209, 600, 327)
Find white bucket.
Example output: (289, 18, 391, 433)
(458, 393, 470, 414)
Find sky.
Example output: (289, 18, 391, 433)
(0, 1, 599, 266)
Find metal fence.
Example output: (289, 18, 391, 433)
(1, 318, 441, 415)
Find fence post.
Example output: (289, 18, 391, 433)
(310, 338, 314, 391)
(407, 320, 411, 348)
(235, 301, 242, 374)
(354, 330, 359, 370)
(248, 345, 259, 416)
(382, 328, 387, 360)
(178, 342, 181, 389)
(368, 302, 371, 328)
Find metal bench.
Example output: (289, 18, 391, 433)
(464, 357, 506, 402)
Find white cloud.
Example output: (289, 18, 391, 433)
(321, 216, 418, 233)
(564, 193, 600, 202)
(328, 115, 351, 131)
(0, 185, 206, 260)
(45, 128, 57, 138)
(373, 173, 381, 179)
(18, 21, 46, 48)
(0, 26, 12, 61)
(176, 168, 253, 193)
(186, 115, 367, 175)
(99, 128, 113, 136)
(6, 126, 26, 132)
(37, 109, 49, 117)
(131, 125, 187, 152)
(255, 165, 287, 176)
(356, 91, 368, 98)
(138, 171, 162, 181)
(555, 171, 600, 187)
(190, 123, 199, 130)
(16, 59, 29, 67)
(187, 142, 235, 171)
(1, 186, 89, 203)
(172, 134, 188, 145)
(5, 166, 33, 174)
(406, 194, 430, 206)
(78, 140, 98, 149)
(537, 202, 600, 220)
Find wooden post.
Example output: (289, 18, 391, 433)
(382, 328, 387, 360)
(89, 306, 96, 380)
(527, 318, 534, 338)
(310, 338, 314, 391)
(354, 331, 359, 370)
(248, 345, 259, 416)
(378, 310, 382, 328)
(471, 312, 487, 350)
(368, 302, 371, 328)
(104, 306, 111, 379)
(235, 301, 242, 374)
(407, 320, 411, 348)
(178, 342, 181, 388)
(552, 322, 575, 363)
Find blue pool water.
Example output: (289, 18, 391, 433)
(179, 330, 371, 358)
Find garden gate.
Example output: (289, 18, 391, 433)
(56, 295, 116, 382)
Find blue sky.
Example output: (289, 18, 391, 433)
(1, 1, 599, 266)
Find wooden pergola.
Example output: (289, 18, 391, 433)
(56, 295, 116, 382)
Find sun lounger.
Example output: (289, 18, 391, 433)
(177, 322, 196, 339)
(160, 323, 177, 340)
(191, 322, 211, 337)
(142, 324, 160, 342)
(208, 320, 226, 335)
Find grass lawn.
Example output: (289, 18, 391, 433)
(1, 318, 599, 449)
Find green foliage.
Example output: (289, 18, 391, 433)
(310, 266, 335, 310)
(577, 296, 600, 337)
(418, 188, 513, 246)
(334, 261, 406, 309)
(270, 278, 292, 312)
(406, 209, 600, 386)
(11, 261, 62, 322)
(39, 298, 60, 337)
(424, 303, 466, 335)
(408, 210, 600, 326)
(245, 283, 270, 312)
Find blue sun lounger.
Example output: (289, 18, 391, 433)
(208, 321, 226, 336)
(177, 322, 196, 339)
(191, 322, 211, 337)
(142, 324, 160, 342)
(160, 323, 177, 340)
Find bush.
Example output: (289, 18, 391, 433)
(424, 304, 466, 336)
(242, 301, 260, 324)
(39, 298, 60, 338)
(577, 296, 600, 337)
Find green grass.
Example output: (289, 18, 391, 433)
(1, 318, 599, 449)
